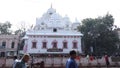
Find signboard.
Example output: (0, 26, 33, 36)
(47, 48, 63, 52)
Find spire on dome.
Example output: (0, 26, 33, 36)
(51, 3, 53, 8)
(47, 4, 56, 14)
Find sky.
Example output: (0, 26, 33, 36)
(0, 0, 120, 31)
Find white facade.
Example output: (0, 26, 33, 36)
(23, 7, 83, 55)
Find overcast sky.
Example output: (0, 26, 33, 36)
(0, 0, 120, 31)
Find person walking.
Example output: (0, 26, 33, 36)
(14, 54, 30, 68)
(104, 55, 110, 66)
(66, 50, 78, 68)
(12, 56, 19, 68)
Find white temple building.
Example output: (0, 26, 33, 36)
(23, 6, 83, 56)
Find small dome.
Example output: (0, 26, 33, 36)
(64, 16, 69, 21)
(47, 7, 56, 15)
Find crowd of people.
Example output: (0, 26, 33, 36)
(12, 50, 110, 68)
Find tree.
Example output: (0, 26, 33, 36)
(14, 29, 26, 36)
(0, 21, 12, 34)
(14, 21, 30, 36)
(78, 13, 119, 55)
(14, 21, 30, 52)
(14, 28, 26, 52)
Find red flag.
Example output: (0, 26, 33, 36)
(89, 56, 94, 61)
(76, 56, 80, 60)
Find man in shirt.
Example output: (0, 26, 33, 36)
(66, 50, 78, 68)
(14, 54, 30, 68)
(13, 56, 19, 68)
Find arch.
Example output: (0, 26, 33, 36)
(31, 39, 37, 49)
(63, 40, 68, 49)
(72, 40, 78, 49)
(52, 40, 58, 48)
(42, 39, 48, 49)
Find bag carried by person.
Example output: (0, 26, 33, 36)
(14, 61, 22, 68)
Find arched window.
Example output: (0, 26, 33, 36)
(53, 28, 57, 32)
(72, 40, 78, 49)
(31, 39, 37, 49)
(42, 40, 47, 49)
(32, 42, 37, 48)
(49, 12, 53, 15)
(52, 40, 57, 48)
(63, 40, 68, 49)
(42, 42, 47, 48)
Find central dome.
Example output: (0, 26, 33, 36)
(47, 7, 56, 15)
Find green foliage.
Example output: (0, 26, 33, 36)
(78, 13, 119, 55)
(14, 29, 26, 50)
(14, 29, 26, 37)
(0, 21, 12, 34)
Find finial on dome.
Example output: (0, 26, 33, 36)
(51, 3, 52, 8)
(47, 4, 56, 14)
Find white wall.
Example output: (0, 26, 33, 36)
(26, 35, 82, 54)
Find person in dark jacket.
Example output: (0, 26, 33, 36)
(104, 55, 110, 66)
(66, 50, 78, 68)
(14, 54, 30, 68)
(13, 56, 19, 68)
(40, 61, 45, 68)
